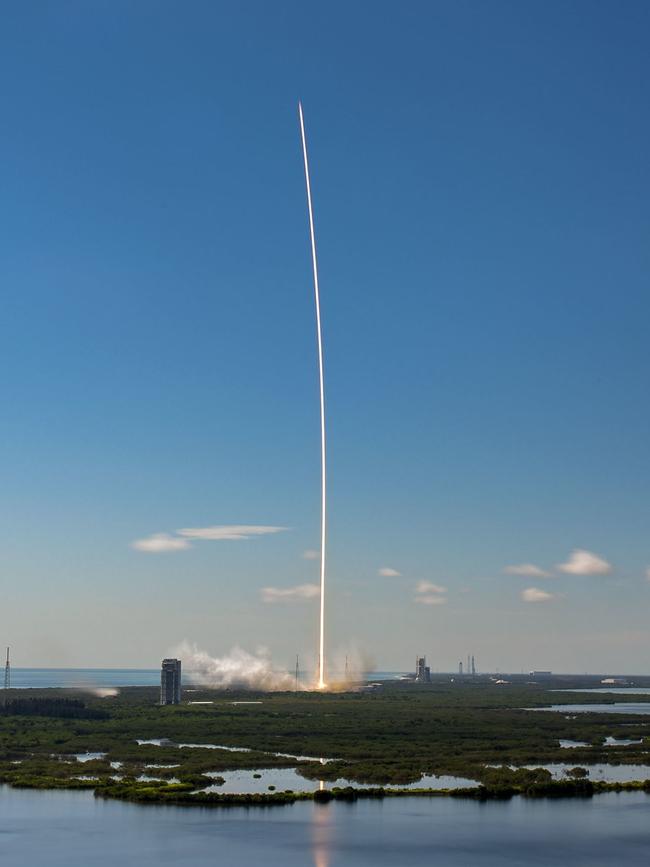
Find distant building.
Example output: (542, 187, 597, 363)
(530, 670, 552, 677)
(601, 677, 628, 685)
(415, 656, 431, 683)
(160, 658, 182, 705)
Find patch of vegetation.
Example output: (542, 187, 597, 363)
(1, 698, 109, 720)
(1, 675, 649, 805)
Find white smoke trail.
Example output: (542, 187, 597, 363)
(175, 642, 298, 691)
(298, 102, 328, 689)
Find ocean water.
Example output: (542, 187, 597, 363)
(1, 786, 649, 866)
(8, 669, 408, 689)
(8, 668, 160, 689)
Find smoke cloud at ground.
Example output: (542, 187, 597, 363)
(327, 644, 375, 690)
(175, 642, 298, 691)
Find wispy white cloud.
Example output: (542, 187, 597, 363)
(178, 525, 288, 541)
(521, 587, 557, 603)
(504, 563, 551, 578)
(416, 594, 448, 606)
(414, 580, 447, 605)
(557, 549, 612, 576)
(132, 524, 288, 553)
(131, 533, 191, 553)
(260, 584, 319, 603)
(378, 567, 401, 577)
(415, 580, 447, 595)
(303, 549, 320, 560)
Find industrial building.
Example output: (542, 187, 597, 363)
(160, 658, 182, 705)
(415, 656, 431, 683)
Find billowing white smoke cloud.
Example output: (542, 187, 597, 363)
(175, 642, 297, 691)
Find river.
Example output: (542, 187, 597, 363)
(1, 786, 649, 866)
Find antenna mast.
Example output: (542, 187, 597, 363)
(3, 647, 9, 706)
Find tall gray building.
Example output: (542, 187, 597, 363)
(415, 656, 431, 683)
(160, 658, 182, 705)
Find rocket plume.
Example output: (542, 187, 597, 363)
(298, 102, 328, 690)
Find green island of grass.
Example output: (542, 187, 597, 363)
(1, 674, 649, 806)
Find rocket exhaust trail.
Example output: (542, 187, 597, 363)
(298, 102, 327, 689)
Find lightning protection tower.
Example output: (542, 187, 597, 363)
(3, 648, 10, 707)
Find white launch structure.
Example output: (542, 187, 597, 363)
(298, 102, 327, 689)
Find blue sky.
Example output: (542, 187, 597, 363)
(1, 1, 649, 672)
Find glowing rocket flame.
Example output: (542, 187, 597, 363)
(298, 102, 327, 690)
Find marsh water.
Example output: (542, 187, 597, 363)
(1, 786, 650, 866)
(531, 703, 650, 715)
(200, 767, 479, 794)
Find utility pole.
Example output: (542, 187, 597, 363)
(295, 655, 299, 693)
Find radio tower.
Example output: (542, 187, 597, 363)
(3, 648, 9, 706)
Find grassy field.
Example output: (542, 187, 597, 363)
(1, 675, 649, 805)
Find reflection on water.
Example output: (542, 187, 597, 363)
(311, 801, 331, 867)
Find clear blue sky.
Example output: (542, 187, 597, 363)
(1, 1, 648, 673)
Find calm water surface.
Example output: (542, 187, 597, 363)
(9, 669, 407, 689)
(531, 703, 650, 715)
(201, 767, 478, 794)
(9, 669, 160, 688)
(1, 786, 650, 866)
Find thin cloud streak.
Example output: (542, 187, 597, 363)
(132, 524, 288, 552)
(416, 594, 447, 606)
(261, 584, 319, 603)
(131, 533, 191, 553)
(416, 581, 447, 594)
(178, 525, 288, 541)
(414, 580, 447, 605)
(504, 563, 551, 578)
(378, 567, 401, 577)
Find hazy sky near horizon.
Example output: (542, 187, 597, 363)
(1, 1, 649, 673)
